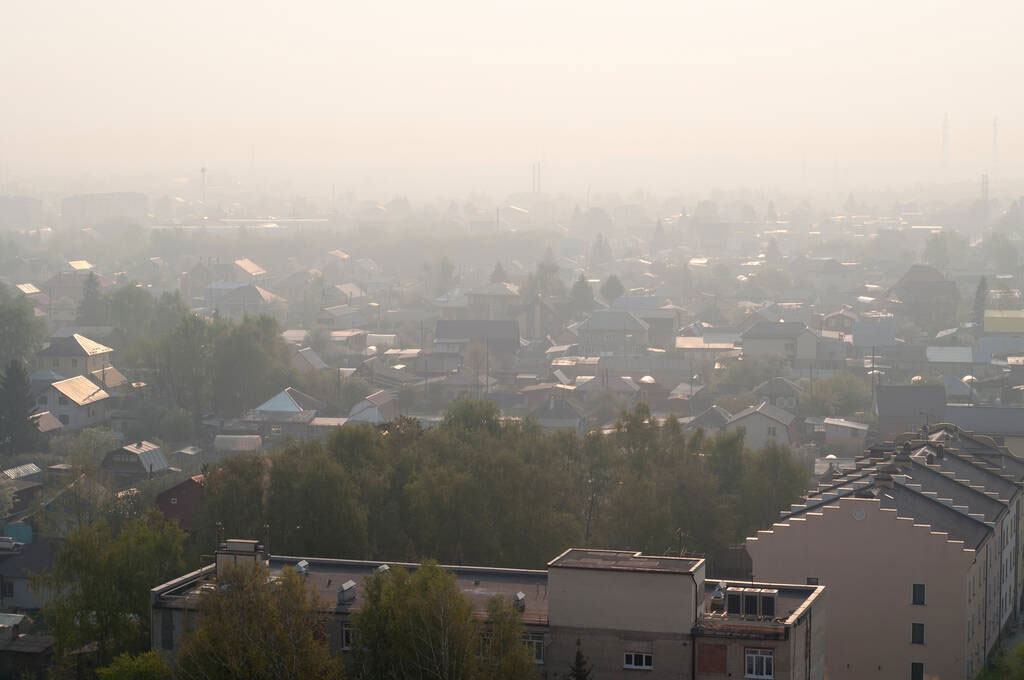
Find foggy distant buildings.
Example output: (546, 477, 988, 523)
(60, 191, 147, 230)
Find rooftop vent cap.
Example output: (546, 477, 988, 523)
(513, 591, 526, 612)
(376, 564, 390, 574)
(339, 580, 357, 605)
(295, 560, 310, 575)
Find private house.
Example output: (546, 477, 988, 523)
(156, 475, 205, 532)
(806, 417, 870, 454)
(465, 281, 520, 320)
(740, 322, 817, 368)
(753, 377, 804, 412)
(35, 334, 113, 378)
(152, 542, 825, 680)
(316, 305, 368, 331)
(290, 346, 328, 374)
(39, 376, 109, 430)
(888, 264, 959, 332)
(724, 401, 796, 450)
(241, 387, 327, 440)
(576, 310, 649, 356)
(433, 320, 521, 358)
(348, 389, 400, 424)
(233, 258, 267, 283)
(673, 337, 737, 365)
(821, 308, 859, 334)
(685, 406, 733, 433)
(209, 284, 286, 322)
(101, 441, 170, 490)
(530, 395, 587, 433)
(0, 537, 62, 611)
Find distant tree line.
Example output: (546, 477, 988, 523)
(194, 398, 809, 570)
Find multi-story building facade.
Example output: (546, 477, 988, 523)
(748, 426, 1024, 680)
(152, 543, 825, 679)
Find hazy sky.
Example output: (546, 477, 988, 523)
(3, 0, 1022, 196)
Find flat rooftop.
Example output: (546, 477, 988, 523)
(156, 555, 550, 625)
(701, 580, 823, 628)
(548, 549, 703, 574)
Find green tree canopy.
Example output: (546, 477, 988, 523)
(33, 511, 186, 666)
(0, 359, 37, 455)
(176, 564, 342, 680)
(599, 274, 625, 303)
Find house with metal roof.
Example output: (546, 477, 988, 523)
(101, 441, 171, 490)
(35, 333, 113, 378)
(724, 401, 797, 450)
(38, 376, 110, 430)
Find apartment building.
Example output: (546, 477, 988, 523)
(747, 426, 1023, 680)
(151, 543, 825, 679)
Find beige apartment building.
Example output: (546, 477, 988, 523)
(152, 543, 825, 679)
(748, 425, 1024, 680)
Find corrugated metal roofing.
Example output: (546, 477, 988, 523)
(51, 376, 109, 406)
(2, 464, 41, 480)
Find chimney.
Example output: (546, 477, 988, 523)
(935, 444, 945, 459)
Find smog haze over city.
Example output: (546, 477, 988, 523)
(3, 2, 1024, 680)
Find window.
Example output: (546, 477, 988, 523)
(37, 395, 47, 406)
(58, 395, 69, 406)
(341, 622, 355, 650)
(523, 634, 544, 664)
(806, 577, 819, 585)
(52, 359, 59, 369)
(1, 581, 12, 598)
(767, 425, 777, 437)
(911, 623, 925, 645)
(745, 649, 774, 678)
(170, 497, 178, 505)
(58, 415, 69, 425)
(912, 584, 926, 605)
(624, 652, 654, 669)
(911, 662, 924, 680)
(71, 359, 78, 368)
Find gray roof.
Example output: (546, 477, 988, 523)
(943, 405, 1024, 437)
(687, 406, 732, 431)
(910, 444, 1019, 502)
(549, 548, 701, 574)
(741, 321, 809, 340)
(728, 400, 796, 427)
(578, 309, 649, 333)
(874, 385, 946, 421)
(120, 441, 169, 473)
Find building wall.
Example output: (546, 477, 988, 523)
(549, 626, 691, 680)
(748, 497, 976, 680)
(46, 389, 107, 430)
(548, 564, 702, 634)
(727, 413, 791, 450)
(38, 354, 109, 378)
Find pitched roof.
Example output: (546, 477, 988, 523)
(295, 347, 328, 371)
(687, 405, 732, 431)
(118, 441, 169, 473)
(29, 411, 63, 433)
(2, 464, 41, 480)
(578, 309, 649, 333)
(51, 376, 109, 406)
(37, 333, 113, 357)
(753, 377, 804, 397)
(254, 387, 326, 414)
(89, 365, 128, 389)
(469, 281, 520, 297)
(728, 400, 796, 427)
(233, 258, 266, 277)
(942, 405, 1024, 437)
(435, 319, 520, 342)
(741, 321, 810, 340)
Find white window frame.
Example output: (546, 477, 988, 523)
(623, 651, 654, 669)
(745, 648, 774, 679)
(341, 622, 355, 651)
(522, 634, 544, 664)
